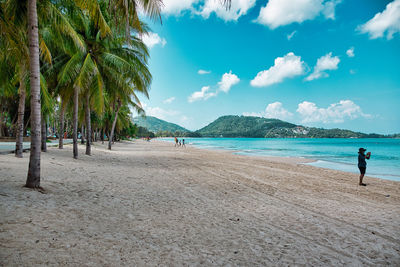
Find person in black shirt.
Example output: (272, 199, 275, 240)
(358, 148, 370, 186)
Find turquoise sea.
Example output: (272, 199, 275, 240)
(160, 138, 400, 182)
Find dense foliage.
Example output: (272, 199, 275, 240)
(133, 116, 189, 134)
(197, 116, 389, 138)
(196, 115, 297, 137)
(136, 115, 394, 139)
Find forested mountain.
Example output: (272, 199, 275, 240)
(196, 116, 296, 137)
(133, 115, 390, 138)
(132, 116, 191, 136)
(195, 116, 385, 138)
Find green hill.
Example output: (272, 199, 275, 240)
(196, 115, 297, 137)
(132, 116, 190, 135)
(133, 115, 388, 138)
(195, 115, 385, 138)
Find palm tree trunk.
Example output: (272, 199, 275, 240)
(108, 102, 120, 150)
(101, 128, 104, 144)
(124, 0, 130, 41)
(24, 116, 31, 133)
(26, 0, 41, 188)
(85, 93, 91, 155)
(0, 111, 4, 137)
(15, 79, 26, 158)
(58, 100, 65, 149)
(72, 86, 79, 159)
(81, 125, 85, 144)
(41, 115, 47, 152)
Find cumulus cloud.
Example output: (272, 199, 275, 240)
(346, 47, 355, 57)
(199, 0, 256, 21)
(218, 71, 240, 93)
(163, 97, 176, 104)
(188, 86, 217, 102)
(188, 71, 240, 102)
(161, 0, 199, 15)
(287, 31, 297, 40)
(297, 100, 370, 123)
(198, 69, 211, 75)
(243, 102, 293, 120)
(242, 111, 263, 117)
(161, 0, 255, 21)
(142, 103, 179, 120)
(141, 32, 166, 48)
(255, 0, 341, 29)
(358, 0, 400, 40)
(265, 102, 293, 119)
(250, 52, 306, 87)
(305, 52, 339, 81)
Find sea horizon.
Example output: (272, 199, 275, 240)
(159, 137, 400, 182)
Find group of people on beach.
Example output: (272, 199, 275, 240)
(174, 137, 185, 147)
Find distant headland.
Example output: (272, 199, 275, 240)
(133, 115, 400, 138)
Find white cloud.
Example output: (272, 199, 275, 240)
(141, 32, 166, 48)
(163, 97, 176, 104)
(349, 69, 356, 75)
(305, 52, 339, 81)
(346, 47, 355, 57)
(250, 52, 306, 87)
(297, 100, 370, 123)
(188, 71, 239, 102)
(188, 86, 217, 102)
(218, 71, 240, 93)
(161, 0, 199, 15)
(242, 111, 263, 117)
(358, 0, 400, 40)
(161, 0, 255, 21)
(287, 30, 297, 40)
(243, 102, 293, 120)
(255, 0, 341, 29)
(142, 103, 179, 120)
(198, 69, 211, 75)
(199, 0, 256, 21)
(264, 102, 293, 119)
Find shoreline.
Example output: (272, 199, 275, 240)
(156, 138, 400, 182)
(1, 140, 399, 265)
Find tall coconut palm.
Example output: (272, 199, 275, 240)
(25, 0, 41, 188)
(58, 99, 66, 148)
(0, 0, 30, 157)
(2, 0, 85, 186)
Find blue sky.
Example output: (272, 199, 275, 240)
(137, 0, 400, 134)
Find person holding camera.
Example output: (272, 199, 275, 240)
(358, 148, 371, 186)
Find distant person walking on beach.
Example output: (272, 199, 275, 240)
(358, 148, 371, 186)
(182, 139, 186, 147)
(174, 137, 178, 147)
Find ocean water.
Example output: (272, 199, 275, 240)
(160, 138, 400, 182)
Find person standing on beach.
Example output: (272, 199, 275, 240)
(174, 137, 178, 147)
(182, 139, 186, 147)
(358, 148, 370, 186)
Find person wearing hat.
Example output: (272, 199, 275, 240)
(358, 148, 370, 186)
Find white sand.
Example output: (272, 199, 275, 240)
(1, 140, 399, 266)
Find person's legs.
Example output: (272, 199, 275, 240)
(359, 167, 366, 185)
(359, 174, 365, 185)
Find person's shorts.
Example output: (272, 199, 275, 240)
(358, 166, 366, 175)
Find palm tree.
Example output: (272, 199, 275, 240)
(25, 0, 84, 186)
(25, 0, 41, 188)
(58, 99, 66, 149)
(57, 2, 155, 155)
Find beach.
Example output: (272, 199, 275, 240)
(1, 140, 399, 266)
